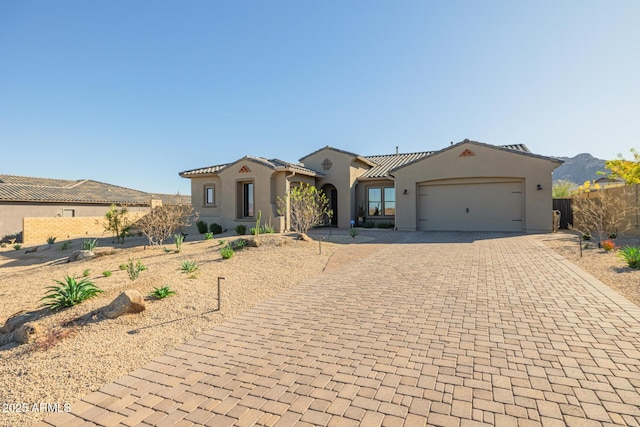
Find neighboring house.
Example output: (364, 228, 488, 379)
(179, 139, 563, 233)
(0, 174, 190, 241)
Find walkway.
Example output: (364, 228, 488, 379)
(37, 232, 640, 426)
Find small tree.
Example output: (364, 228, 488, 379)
(134, 204, 197, 246)
(104, 205, 131, 244)
(572, 188, 633, 245)
(277, 183, 329, 237)
(603, 148, 640, 185)
(552, 180, 578, 198)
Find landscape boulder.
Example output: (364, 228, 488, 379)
(0, 310, 38, 334)
(101, 290, 146, 319)
(68, 250, 95, 262)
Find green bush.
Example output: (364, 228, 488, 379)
(220, 245, 234, 259)
(13, 244, 21, 250)
(126, 259, 146, 281)
(150, 286, 176, 299)
(210, 223, 223, 234)
(82, 269, 90, 277)
(119, 263, 128, 270)
(619, 246, 640, 268)
(47, 236, 56, 244)
(196, 220, 209, 234)
(350, 228, 358, 238)
(235, 224, 247, 235)
(218, 239, 226, 246)
(204, 232, 214, 240)
(61, 242, 71, 251)
(377, 222, 395, 229)
(82, 238, 98, 251)
(363, 221, 375, 228)
(102, 270, 112, 277)
(41, 276, 103, 310)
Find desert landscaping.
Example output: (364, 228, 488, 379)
(1, 229, 640, 426)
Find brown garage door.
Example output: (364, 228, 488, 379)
(418, 181, 524, 231)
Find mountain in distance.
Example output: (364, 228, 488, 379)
(552, 153, 608, 185)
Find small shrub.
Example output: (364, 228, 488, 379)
(619, 246, 640, 268)
(234, 239, 247, 250)
(204, 232, 214, 240)
(350, 228, 358, 238)
(235, 224, 247, 235)
(150, 286, 176, 299)
(13, 244, 22, 250)
(119, 263, 127, 270)
(82, 269, 90, 277)
(196, 220, 209, 234)
(210, 223, 223, 235)
(220, 245, 234, 259)
(102, 270, 112, 277)
(174, 233, 184, 253)
(218, 239, 226, 246)
(82, 238, 98, 251)
(377, 222, 395, 229)
(363, 221, 375, 228)
(180, 260, 198, 274)
(582, 233, 591, 241)
(41, 276, 103, 310)
(126, 259, 145, 281)
(262, 224, 275, 234)
(47, 236, 56, 244)
(602, 240, 616, 252)
(61, 242, 71, 251)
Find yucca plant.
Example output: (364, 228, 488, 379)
(82, 238, 98, 251)
(179, 260, 198, 274)
(47, 236, 56, 244)
(619, 246, 640, 268)
(41, 276, 103, 310)
(150, 286, 176, 299)
(174, 233, 184, 253)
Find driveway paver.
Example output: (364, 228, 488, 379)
(36, 232, 640, 426)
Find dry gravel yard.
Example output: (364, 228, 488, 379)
(2, 229, 640, 426)
(538, 230, 640, 308)
(0, 231, 348, 427)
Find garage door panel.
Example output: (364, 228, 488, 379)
(419, 181, 523, 231)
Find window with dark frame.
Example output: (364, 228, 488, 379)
(242, 182, 254, 218)
(204, 185, 215, 206)
(367, 187, 395, 216)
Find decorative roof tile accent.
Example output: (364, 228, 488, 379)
(0, 174, 189, 205)
(179, 157, 322, 178)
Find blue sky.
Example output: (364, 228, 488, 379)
(1, 1, 639, 194)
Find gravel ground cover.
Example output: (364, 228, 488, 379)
(0, 231, 343, 427)
(538, 230, 640, 308)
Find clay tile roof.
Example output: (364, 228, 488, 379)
(0, 174, 189, 205)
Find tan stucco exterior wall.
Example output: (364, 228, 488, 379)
(23, 211, 148, 244)
(0, 202, 149, 242)
(188, 160, 318, 233)
(392, 143, 559, 233)
(302, 149, 370, 227)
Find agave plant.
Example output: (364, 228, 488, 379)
(41, 275, 103, 310)
(150, 286, 176, 299)
(619, 246, 640, 268)
(179, 260, 198, 273)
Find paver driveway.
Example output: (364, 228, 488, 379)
(38, 232, 640, 426)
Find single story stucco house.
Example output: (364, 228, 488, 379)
(179, 139, 563, 233)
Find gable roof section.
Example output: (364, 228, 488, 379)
(179, 156, 322, 178)
(361, 152, 432, 179)
(0, 174, 189, 205)
(389, 140, 562, 174)
(299, 145, 377, 167)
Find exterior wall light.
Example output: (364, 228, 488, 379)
(536, 184, 542, 191)
(403, 189, 408, 195)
